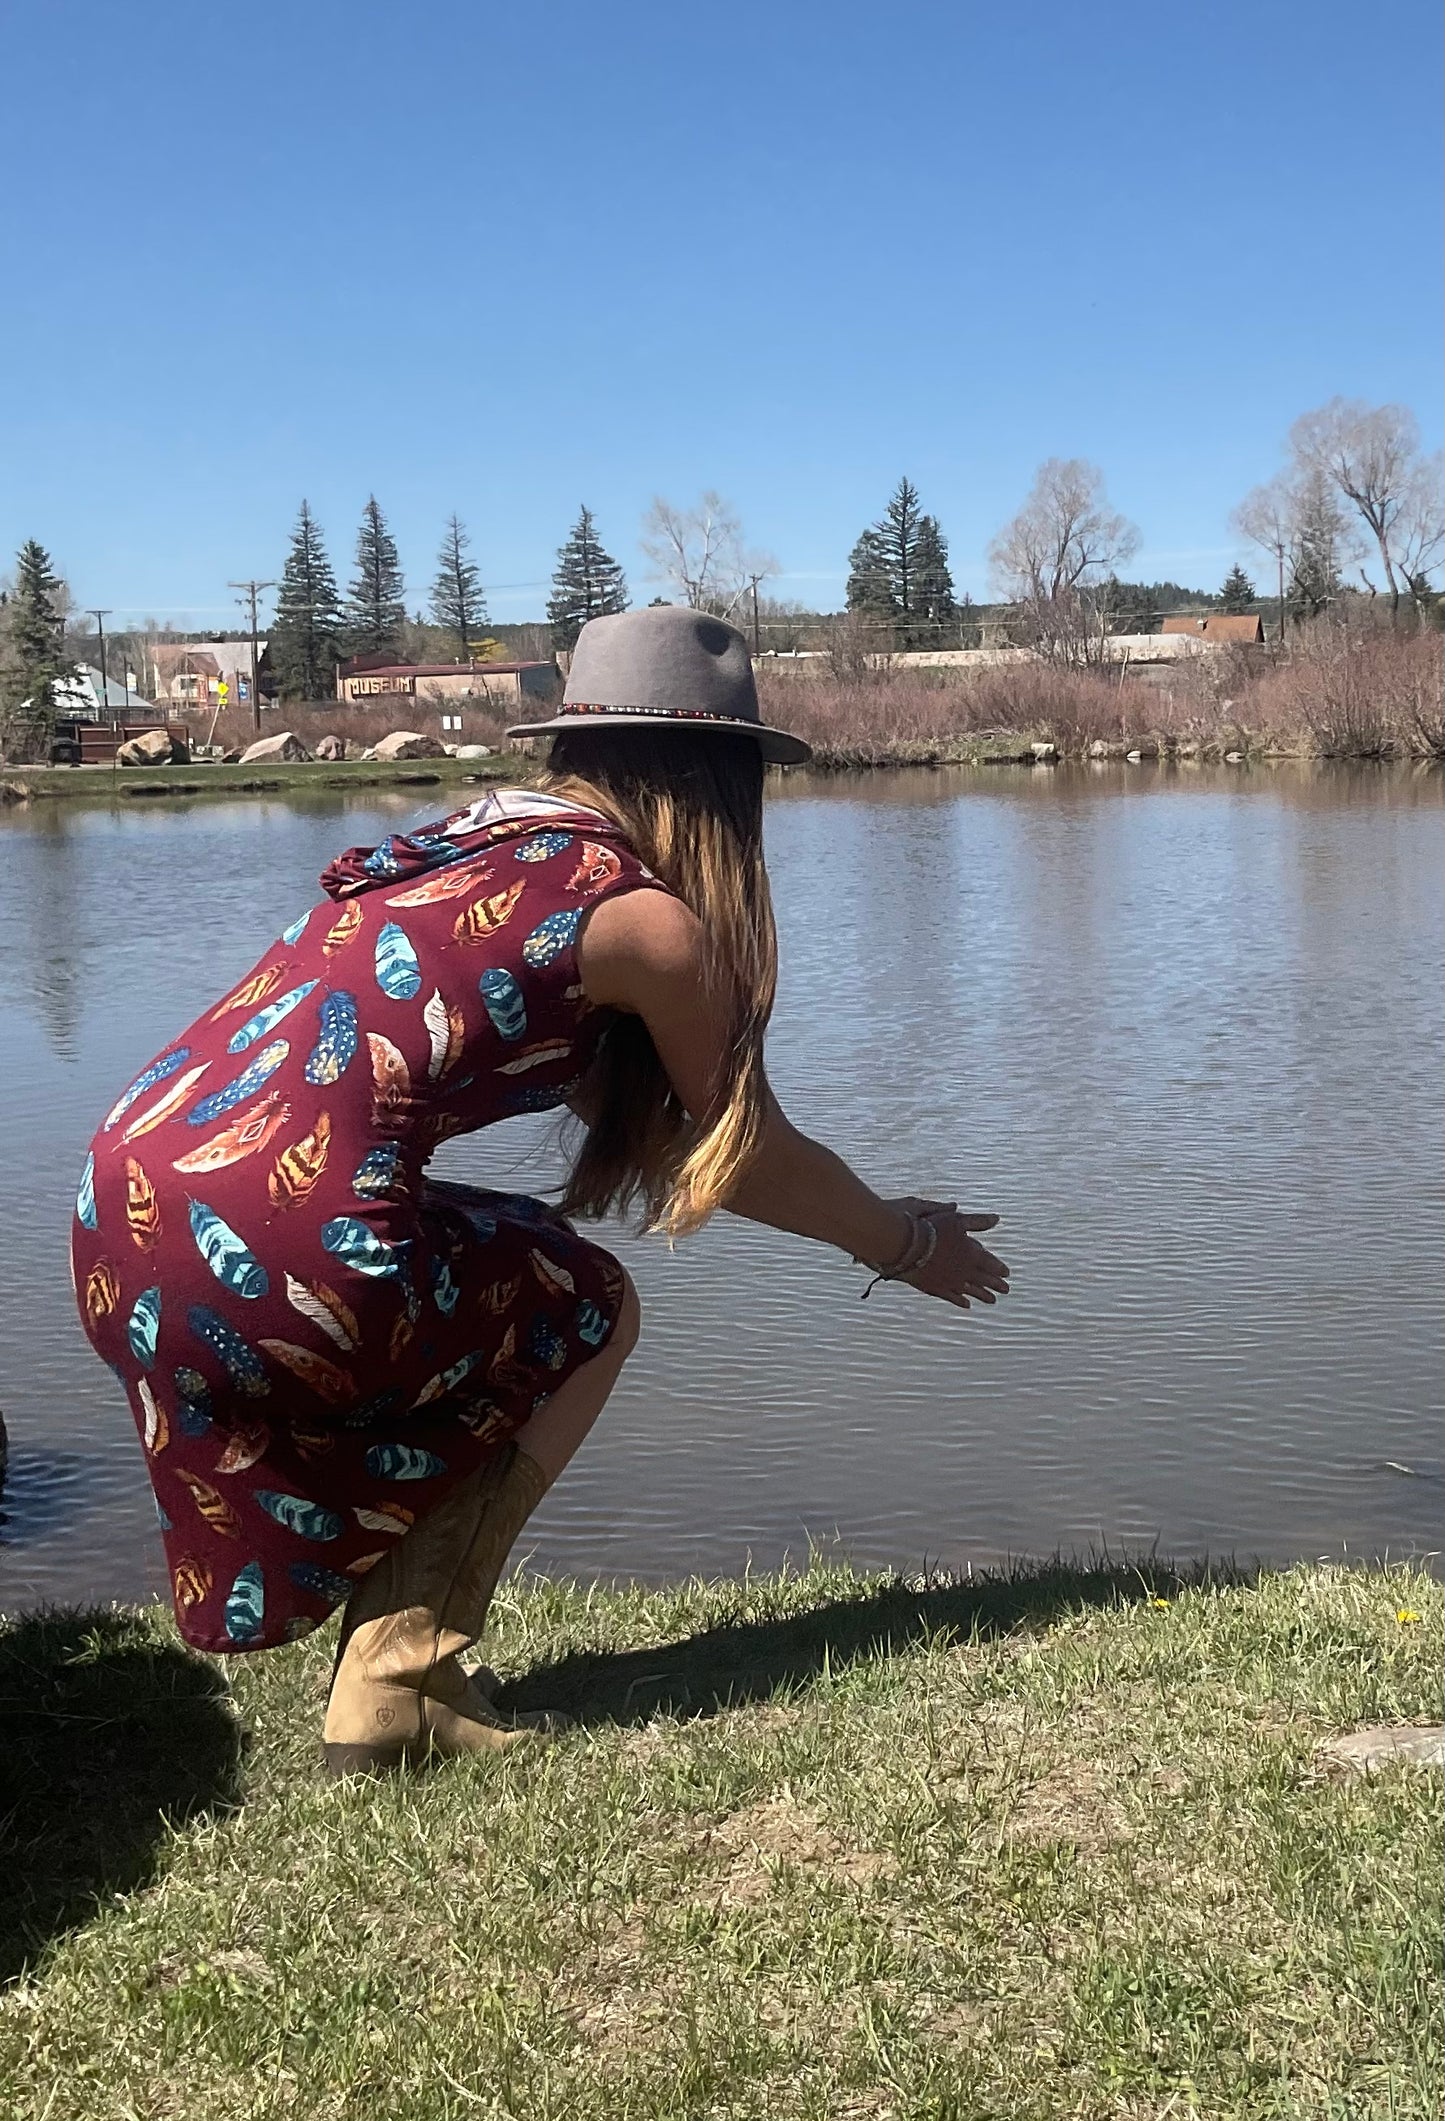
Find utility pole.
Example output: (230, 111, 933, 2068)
(85, 608, 113, 722)
(748, 573, 762, 656)
(228, 579, 275, 734)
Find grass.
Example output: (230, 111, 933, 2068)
(6, 754, 519, 805)
(0, 1557, 1439, 2118)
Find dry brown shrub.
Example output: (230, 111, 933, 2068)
(205, 695, 514, 757)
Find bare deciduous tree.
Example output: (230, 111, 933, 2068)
(1289, 399, 1434, 618)
(1231, 478, 1293, 642)
(987, 458, 1140, 664)
(640, 492, 776, 619)
(1395, 455, 1445, 614)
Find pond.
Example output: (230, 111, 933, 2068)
(1, 761, 1441, 1614)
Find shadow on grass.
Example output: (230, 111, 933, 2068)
(498, 1555, 1254, 1730)
(0, 1607, 243, 1985)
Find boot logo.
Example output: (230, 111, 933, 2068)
(373, 1704, 396, 1729)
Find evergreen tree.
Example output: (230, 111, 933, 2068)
(845, 478, 955, 645)
(1101, 578, 1162, 633)
(1219, 564, 1256, 613)
(547, 506, 628, 650)
(344, 496, 406, 658)
(430, 515, 488, 657)
(270, 502, 343, 702)
(3, 539, 70, 749)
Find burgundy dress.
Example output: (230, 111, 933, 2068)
(72, 791, 664, 1654)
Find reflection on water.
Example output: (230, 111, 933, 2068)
(1, 764, 1441, 1611)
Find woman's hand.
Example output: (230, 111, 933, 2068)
(880, 1199, 1011, 1310)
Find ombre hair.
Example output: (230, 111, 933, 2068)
(542, 726, 776, 1237)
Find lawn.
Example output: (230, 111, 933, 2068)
(0, 1557, 1439, 2119)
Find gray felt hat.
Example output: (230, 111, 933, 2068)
(508, 605, 812, 765)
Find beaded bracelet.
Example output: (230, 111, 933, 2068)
(858, 1212, 939, 1300)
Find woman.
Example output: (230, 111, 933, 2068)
(73, 606, 1010, 1775)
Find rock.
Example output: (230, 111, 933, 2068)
(221, 746, 244, 764)
(1224, 750, 1245, 765)
(315, 734, 347, 762)
(1321, 1725, 1445, 1774)
(360, 746, 377, 761)
(373, 730, 448, 761)
(0, 779, 31, 804)
(442, 743, 459, 756)
(238, 731, 312, 765)
(1087, 739, 1130, 761)
(116, 727, 181, 767)
(1029, 741, 1058, 763)
(455, 744, 494, 760)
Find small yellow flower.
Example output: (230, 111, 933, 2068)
(1150, 1597, 1172, 1609)
(1395, 1608, 1421, 1625)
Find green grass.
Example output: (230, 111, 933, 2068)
(1, 1558, 1439, 2118)
(8, 755, 522, 804)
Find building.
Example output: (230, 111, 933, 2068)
(335, 658, 560, 709)
(51, 665, 158, 720)
(1161, 613, 1265, 644)
(149, 640, 275, 714)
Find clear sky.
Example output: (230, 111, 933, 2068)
(3, 0, 1440, 626)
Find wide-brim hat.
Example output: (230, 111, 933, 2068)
(508, 605, 812, 766)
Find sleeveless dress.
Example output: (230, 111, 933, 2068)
(71, 790, 666, 1655)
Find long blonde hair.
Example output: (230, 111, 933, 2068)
(542, 726, 776, 1236)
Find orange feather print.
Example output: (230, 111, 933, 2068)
(367, 1033, 413, 1132)
(385, 862, 492, 907)
(567, 841, 622, 891)
(388, 1310, 415, 1362)
(267, 1112, 331, 1211)
(85, 1258, 122, 1323)
(172, 1093, 291, 1174)
(173, 1558, 212, 1611)
(289, 1423, 337, 1461)
(214, 1423, 271, 1475)
(177, 1469, 242, 1537)
(124, 1157, 163, 1250)
(477, 1273, 522, 1316)
(138, 1378, 169, 1454)
(257, 1339, 356, 1405)
(210, 963, 285, 1020)
(120, 1063, 211, 1142)
(322, 900, 364, 954)
(452, 881, 525, 944)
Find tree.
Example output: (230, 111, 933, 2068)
(1395, 456, 1445, 618)
(270, 502, 343, 702)
(547, 505, 628, 650)
(640, 492, 773, 617)
(846, 478, 956, 647)
(1219, 564, 1256, 613)
(1232, 480, 1292, 642)
(1286, 467, 1354, 621)
(988, 459, 1140, 663)
(429, 515, 487, 658)
(1, 539, 71, 755)
(1101, 578, 1161, 634)
(1289, 398, 1432, 619)
(344, 496, 406, 658)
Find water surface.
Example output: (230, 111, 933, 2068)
(1, 762, 1440, 1611)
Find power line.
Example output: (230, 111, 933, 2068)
(228, 579, 276, 735)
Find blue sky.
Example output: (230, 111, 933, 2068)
(2, 0, 1439, 626)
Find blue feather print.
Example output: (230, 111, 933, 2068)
(352, 1143, 404, 1200)
(320, 1217, 405, 1279)
(187, 1041, 290, 1126)
(343, 1386, 404, 1428)
(364, 1443, 448, 1481)
(514, 831, 574, 863)
(528, 1316, 568, 1371)
(223, 1562, 266, 1646)
(76, 1152, 97, 1231)
(375, 922, 422, 1000)
(281, 911, 312, 946)
(521, 908, 584, 969)
(155, 1498, 173, 1532)
(188, 1200, 270, 1299)
(253, 1491, 344, 1542)
(174, 1365, 214, 1434)
(478, 966, 527, 1042)
(430, 1255, 459, 1317)
(304, 991, 359, 1085)
(127, 1287, 162, 1368)
(186, 1305, 270, 1397)
(227, 980, 318, 1055)
(411, 1349, 484, 1406)
(576, 1298, 610, 1348)
(103, 1046, 191, 1132)
(362, 839, 406, 880)
(289, 1561, 356, 1605)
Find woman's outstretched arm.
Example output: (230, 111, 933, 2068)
(577, 888, 1009, 1309)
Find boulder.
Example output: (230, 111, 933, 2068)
(221, 746, 244, 763)
(360, 746, 377, 761)
(238, 731, 313, 765)
(455, 744, 494, 760)
(1029, 740, 1058, 763)
(117, 727, 182, 767)
(373, 730, 448, 761)
(1321, 1725, 1445, 1774)
(0, 780, 31, 805)
(315, 733, 347, 762)
(1087, 738, 1130, 761)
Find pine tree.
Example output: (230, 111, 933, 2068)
(270, 502, 343, 702)
(3, 539, 70, 749)
(430, 515, 488, 657)
(845, 479, 955, 645)
(344, 496, 406, 658)
(1219, 564, 1256, 613)
(547, 506, 628, 650)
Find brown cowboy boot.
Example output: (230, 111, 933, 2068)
(322, 1443, 561, 1776)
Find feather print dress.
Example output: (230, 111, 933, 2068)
(73, 791, 665, 1654)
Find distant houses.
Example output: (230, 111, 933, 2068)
(148, 640, 275, 714)
(335, 656, 559, 709)
(1161, 614, 1265, 644)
